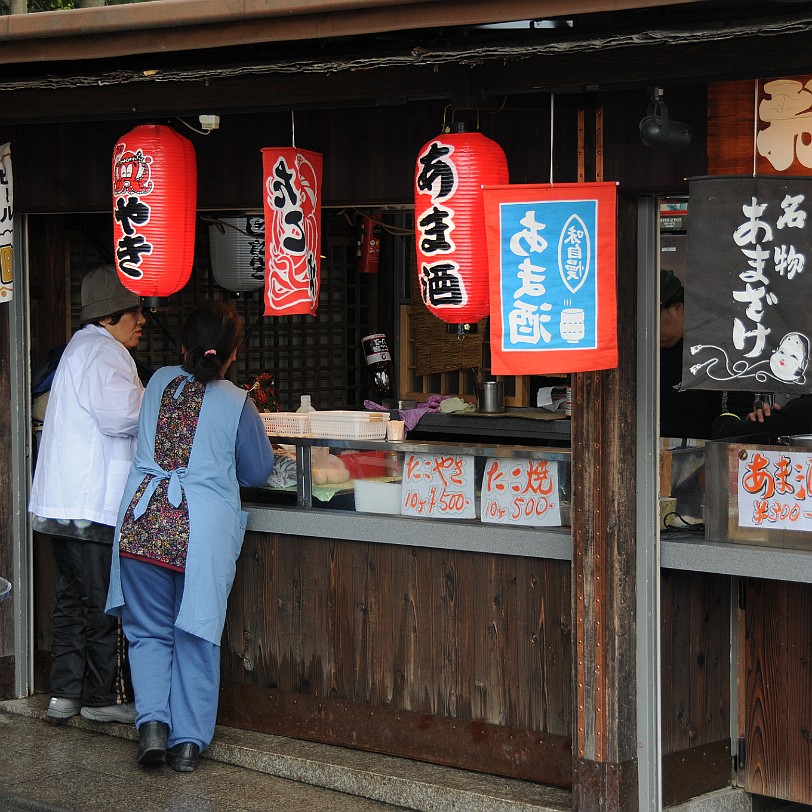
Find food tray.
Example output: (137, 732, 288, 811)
(308, 410, 389, 439)
(261, 412, 311, 436)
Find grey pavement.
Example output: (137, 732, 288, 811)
(0, 708, 411, 812)
(0, 697, 571, 812)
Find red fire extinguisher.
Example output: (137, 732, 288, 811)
(357, 213, 382, 274)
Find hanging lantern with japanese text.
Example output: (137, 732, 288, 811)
(261, 147, 323, 316)
(414, 125, 509, 334)
(208, 215, 265, 294)
(112, 124, 197, 299)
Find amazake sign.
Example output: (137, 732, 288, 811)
(737, 447, 812, 532)
(401, 452, 475, 519)
(480, 457, 562, 526)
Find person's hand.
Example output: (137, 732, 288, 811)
(747, 401, 781, 423)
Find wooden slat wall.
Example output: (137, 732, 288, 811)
(220, 530, 573, 784)
(0, 302, 13, 698)
(660, 570, 732, 807)
(745, 579, 812, 805)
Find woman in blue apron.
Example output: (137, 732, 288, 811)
(107, 300, 274, 772)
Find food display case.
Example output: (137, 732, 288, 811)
(241, 415, 572, 561)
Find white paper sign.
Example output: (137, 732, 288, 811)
(480, 457, 562, 526)
(737, 448, 812, 532)
(401, 452, 475, 519)
(0, 142, 13, 303)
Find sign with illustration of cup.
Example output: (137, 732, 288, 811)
(483, 182, 618, 375)
(683, 176, 812, 393)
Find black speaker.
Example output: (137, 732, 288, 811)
(639, 100, 692, 151)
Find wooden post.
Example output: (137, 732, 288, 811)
(9, 0, 27, 14)
(571, 108, 640, 810)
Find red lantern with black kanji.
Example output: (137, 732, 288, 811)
(261, 147, 323, 317)
(112, 124, 197, 299)
(414, 125, 508, 333)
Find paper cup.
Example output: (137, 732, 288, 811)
(386, 420, 405, 441)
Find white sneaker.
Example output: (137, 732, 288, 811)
(80, 702, 137, 724)
(46, 696, 82, 721)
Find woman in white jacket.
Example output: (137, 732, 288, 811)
(29, 265, 145, 725)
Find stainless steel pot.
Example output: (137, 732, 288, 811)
(477, 381, 505, 413)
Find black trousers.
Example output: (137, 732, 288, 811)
(50, 538, 125, 706)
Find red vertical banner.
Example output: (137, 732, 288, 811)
(483, 182, 618, 375)
(112, 124, 197, 298)
(261, 148, 323, 316)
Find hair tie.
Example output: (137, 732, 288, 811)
(204, 349, 217, 356)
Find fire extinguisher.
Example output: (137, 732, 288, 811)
(357, 213, 382, 274)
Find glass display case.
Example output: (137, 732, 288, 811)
(241, 434, 573, 561)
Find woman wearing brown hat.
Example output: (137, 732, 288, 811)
(29, 264, 145, 725)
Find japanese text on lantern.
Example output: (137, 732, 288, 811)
(480, 458, 562, 527)
(737, 448, 812, 531)
(415, 142, 464, 308)
(113, 143, 153, 280)
(729, 193, 806, 361)
(401, 452, 475, 519)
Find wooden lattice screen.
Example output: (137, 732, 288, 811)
(62, 212, 371, 412)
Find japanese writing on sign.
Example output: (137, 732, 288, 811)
(401, 452, 475, 519)
(0, 142, 13, 302)
(498, 199, 597, 350)
(684, 177, 812, 393)
(245, 216, 265, 283)
(261, 148, 322, 317)
(483, 182, 618, 377)
(757, 78, 812, 173)
(415, 141, 465, 309)
(113, 143, 154, 280)
(737, 448, 812, 532)
(480, 458, 562, 527)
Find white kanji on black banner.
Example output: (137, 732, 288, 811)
(683, 175, 812, 393)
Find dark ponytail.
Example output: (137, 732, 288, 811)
(181, 300, 244, 384)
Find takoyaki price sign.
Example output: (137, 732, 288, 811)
(684, 175, 812, 393)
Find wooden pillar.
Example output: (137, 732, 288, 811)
(571, 108, 640, 810)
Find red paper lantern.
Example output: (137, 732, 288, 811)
(414, 127, 509, 332)
(112, 124, 197, 299)
(261, 147, 323, 316)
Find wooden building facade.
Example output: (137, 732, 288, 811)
(2, 2, 812, 810)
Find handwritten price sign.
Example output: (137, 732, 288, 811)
(737, 448, 812, 532)
(480, 458, 562, 526)
(401, 452, 475, 519)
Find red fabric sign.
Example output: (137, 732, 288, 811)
(483, 182, 618, 375)
(261, 148, 323, 316)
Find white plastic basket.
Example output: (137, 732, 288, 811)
(261, 412, 311, 436)
(308, 410, 389, 439)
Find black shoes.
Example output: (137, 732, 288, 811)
(137, 720, 168, 766)
(166, 742, 200, 772)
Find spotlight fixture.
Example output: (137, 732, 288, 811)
(639, 88, 691, 151)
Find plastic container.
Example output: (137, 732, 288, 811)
(296, 394, 316, 413)
(308, 410, 389, 439)
(261, 412, 311, 436)
(340, 450, 391, 479)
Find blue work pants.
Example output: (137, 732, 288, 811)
(119, 556, 220, 750)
